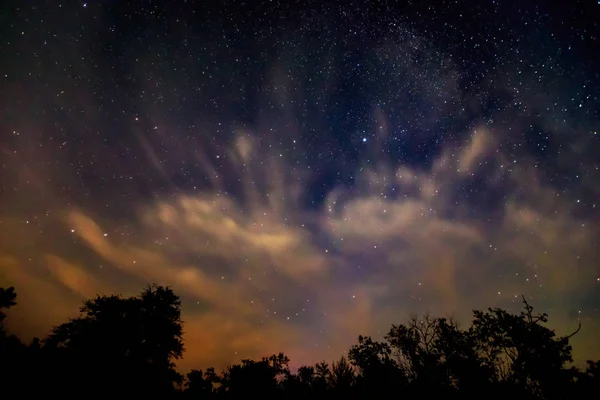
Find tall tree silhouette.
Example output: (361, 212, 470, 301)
(185, 367, 219, 398)
(575, 360, 600, 396)
(330, 355, 355, 396)
(220, 353, 290, 398)
(349, 335, 406, 396)
(433, 317, 496, 397)
(312, 361, 331, 397)
(44, 284, 184, 396)
(0, 287, 17, 332)
(470, 297, 580, 399)
(0, 286, 25, 392)
(280, 365, 314, 399)
(385, 314, 454, 394)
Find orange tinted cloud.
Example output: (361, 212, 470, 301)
(1, 123, 598, 373)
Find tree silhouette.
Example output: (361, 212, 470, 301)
(296, 365, 316, 395)
(311, 361, 331, 396)
(279, 365, 314, 399)
(349, 335, 406, 396)
(330, 355, 355, 395)
(0, 286, 17, 331)
(219, 353, 290, 398)
(433, 316, 496, 397)
(0, 287, 29, 395)
(43, 284, 184, 396)
(575, 360, 600, 396)
(185, 367, 219, 398)
(1, 284, 599, 399)
(385, 314, 454, 393)
(470, 297, 580, 399)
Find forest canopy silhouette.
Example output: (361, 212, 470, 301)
(0, 285, 598, 399)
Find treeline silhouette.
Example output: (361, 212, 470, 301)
(1, 285, 598, 399)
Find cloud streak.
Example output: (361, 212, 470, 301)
(3, 119, 597, 370)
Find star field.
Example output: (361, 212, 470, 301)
(1, 0, 599, 371)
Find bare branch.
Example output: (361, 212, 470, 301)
(565, 322, 582, 340)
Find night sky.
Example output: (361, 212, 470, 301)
(1, 0, 599, 371)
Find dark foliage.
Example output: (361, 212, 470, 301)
(0, 286, 597, 399)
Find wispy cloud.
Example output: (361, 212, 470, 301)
(2, 119, 596, 370)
